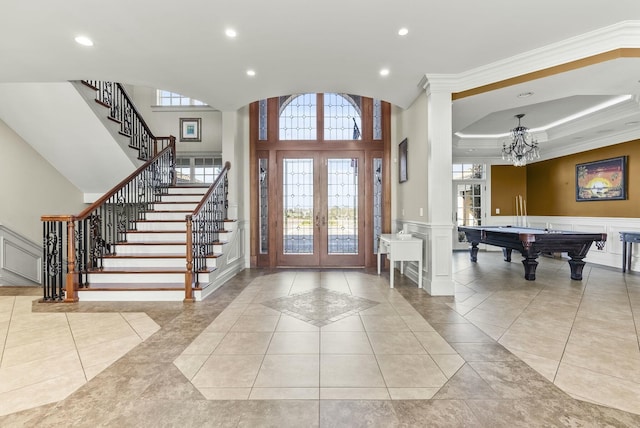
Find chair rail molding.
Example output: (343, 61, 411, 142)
(0, 224, 42, 286)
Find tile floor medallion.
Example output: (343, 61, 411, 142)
(261, 288, 380, 326)
(174, 271, 463, 401)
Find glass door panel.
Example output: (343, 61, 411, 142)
(277, 151, 365, 266)
(453, 182, 483, 250)
(321, 153, 364, 266)
(277, 154, 319, 265)
(326, 158, 358, 254)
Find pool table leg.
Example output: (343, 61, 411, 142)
(469, 242, 479, 262)
(568, 257, 586, 280)
(521, 257, 539, 280)
(502, 248, 512, 262)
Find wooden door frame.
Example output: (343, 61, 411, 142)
(249, 95, 391, 268)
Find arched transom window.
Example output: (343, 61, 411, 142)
(277, 93, 363, 141)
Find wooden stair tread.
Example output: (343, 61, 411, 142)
(126, 230, 186, 234)
(104, 253, 220, 258)
(89, 267, 186, 273)
(137, 219, 186, 223)
(81, 282, 185, 291)
(89, 266, 216, 274)
(117, 241, 186, 245)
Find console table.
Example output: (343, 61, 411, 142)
(377, 234, 423, 289)
(620, 231, 640, 272)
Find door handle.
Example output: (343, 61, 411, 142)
(315, 214, 320, 228)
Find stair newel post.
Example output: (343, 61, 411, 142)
(65, 216, 79, 302)
(185, 215, 194, 302)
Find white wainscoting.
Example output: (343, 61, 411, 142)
(0, 225, 42, 286)
(487, 215, 639, 273)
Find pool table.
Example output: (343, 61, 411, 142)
(458, 226, 607, 281)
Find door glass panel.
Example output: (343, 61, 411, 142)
(373, 158, 383, 252)
(258, 158, 269, 254)
(327, 158, 358, 254)
(283, 158, 314, 254)
(456, 183, 483, 243)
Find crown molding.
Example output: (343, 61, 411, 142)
(420, 21, 640, 96)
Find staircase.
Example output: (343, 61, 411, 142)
(41, 80, 243, 303)
(77, 186, 237, 302)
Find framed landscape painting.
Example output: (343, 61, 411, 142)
(576, 156, 627, 201)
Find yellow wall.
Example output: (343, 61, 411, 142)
(492, 139, 638, 218)
(491, 166, 527, 216)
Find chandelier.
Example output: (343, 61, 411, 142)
(502, 113, 540, 167)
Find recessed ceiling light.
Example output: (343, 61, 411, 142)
(74, 35, 93, 46)
(380, 68, 390, 76)
(225, 28, 237, 38)
(398, 28, 409, 36)
(246, 69, 256, 77)
(517, 91, 534, 98)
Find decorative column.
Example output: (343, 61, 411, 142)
(423, 78, 455, 295)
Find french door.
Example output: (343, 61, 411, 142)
(276, 151, 365, 266)
(453, 181, 484, 250)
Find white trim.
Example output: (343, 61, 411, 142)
(0, 225, 41, 286)
(424, 21, 640, 94)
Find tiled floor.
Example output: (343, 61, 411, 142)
(174, 272, 459, 401)
(1, 252, 640, 426)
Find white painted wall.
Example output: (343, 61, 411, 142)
(0, 118, 85, 244)
(0, 83, 137, 194)
(393, 92, 429, 226)
(129, 86, 222, 154)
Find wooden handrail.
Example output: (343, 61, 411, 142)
(75, 138, 175, 220)
(114, 83, 155, 140)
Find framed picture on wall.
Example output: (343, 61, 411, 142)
(399, 138, 408, 183)
(180, 118, 201, 142)
(576, 156, 627, 201)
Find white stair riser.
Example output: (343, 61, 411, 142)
(113, 244, 223, 255)
(161, 195, 204, 203)
(153, 202, 198, 211)
(78, 290, 187, 302)
(127, 232, 185, 242)
(114, 244, 187, 255)
(137, 222, 186, 231)
(102, 257, 217, 269)
(146, 212, 189, 221)
(89, 272, 210, 283)
(166, 187, 208, 195)
(89, 272, 184, 283)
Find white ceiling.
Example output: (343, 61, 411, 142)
(1, 1, 640, 162)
